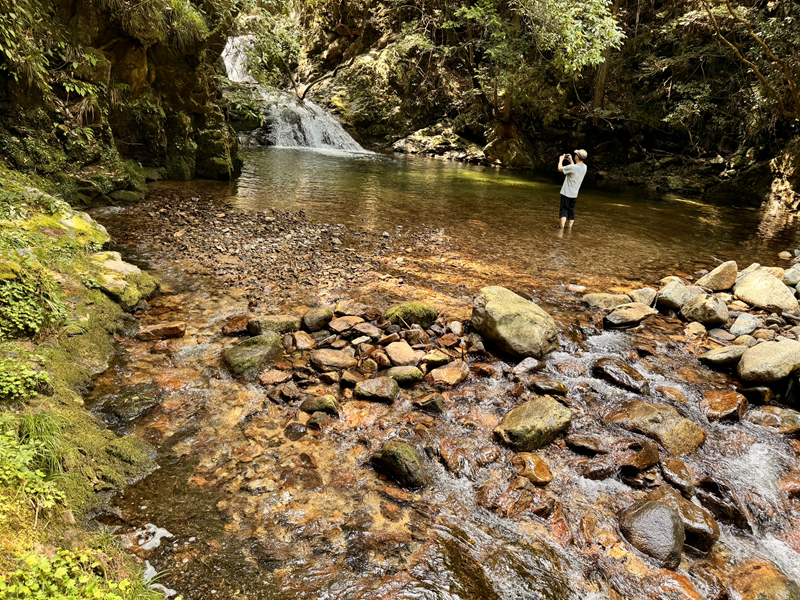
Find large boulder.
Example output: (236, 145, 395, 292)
(494, 396, 572, 451)
(680, 294, 729, 326)
(472, 286, 559, 358)
(734, 270, 799, 313)
(606, 401, 705, 456)
(223, 333, 283, 380)
(371, 440, 425, 488)
(696, 261, 737, 291)
(646, 486, 719, 551)
(384, 301, 438, 328)
(737, 339, 800, 383)
(619, 500, 685, 569)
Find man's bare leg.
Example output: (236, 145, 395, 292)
(567, 220, 574, 228)
(559, 217, 567, 228)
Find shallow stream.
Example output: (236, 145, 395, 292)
(89, 149, 800, 599)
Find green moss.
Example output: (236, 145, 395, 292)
(384, 301, 439, 329)
(126, 271, 159, 300)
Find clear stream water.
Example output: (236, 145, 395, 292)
(91, 149, 800, 600)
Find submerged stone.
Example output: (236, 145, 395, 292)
(414, 393, 447, 414)
(607, 401, 705, 456)
(494, 396, 572, 451)
(299, 394, 339, 416)
(619, 500, 685, 569)
(511, 452, 552, 485)
(593, 358, 650, 395)
(223, 332, 283, 380)
(371, 440, 425, 488)
(354, 377, 399, 403)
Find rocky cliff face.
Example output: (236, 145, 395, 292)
(0, 0, 242, 207)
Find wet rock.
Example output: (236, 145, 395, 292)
(734, 270, 799, 313)
(730, 313, 760, 337)
(384, 301, 438, 329)
(657, 386, 689, 404)
(582, 293, 632, 309)
(494, 396, 572, 451)
(420, 349, 451, 369)
(696, 261, 737, 291)
(328, 315, 365, 334)
(736, 385, 774, 404)
(565, 433, 608, 454)
(578, 454, 618, 480)
(310, 349, 358, 371)
(745, 405, 800, 434)
(221, 315, 250, 335)
(371, 440, 425, 488)
(414, 393, 447, 414)
(729, 561, 800, 600)
(527, 376, 568, 396)
(695, 478, 753, 530)
(628, 287, 658, 306)
(302, 307, 334, 332)
(258, 369, 293, 385)
(426, 361, 469, 386)
(135, 321, 186, 340)
(660, 458, 695, 497)
(354, 377, 399, 403)
(615, 438, 660, 470)
(701, 389, 748, 421)
(223, 332, 283, 380)
(299, 394, 339, 416)
(621, 465, 663, 489)
(284, 422, 307, 441)
(604, 303, 658, 329)
(658, 280, 693, 309)
(699, 345, 746, 365)
(248, 314, 301, 335)
(737, 339, 800, 382)
(385, 366, 424, 386)
(607, 401, 705, 456)
(471, 286, 559, 359)
(511, 357, 544, 375)
(307, 412, 330, 430)
(646, 486, 719, 551)
(511, 453, 552, 485)
(340, 369, 366, 387)
(593, 358, 650, 395)
(385, 340, 417, 366)
(618, 500, 685, 569)
(680, 295, 729, 326)
(779, 470, 800, 498)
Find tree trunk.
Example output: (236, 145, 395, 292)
(592, 0, 622, 124)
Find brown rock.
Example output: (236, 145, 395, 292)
(310, 349, 358, 371)
(294, 331, 316, 350)
(354, 377, 399, 403)
(606, 401, 705, 456)
(136, 321, 186, 341)
(258, 369, 293, 386)
(438, 333, 461, 347)
(779, 471, 800, 499)
(647, 486, 719, 551)
(701, 389, 748, 421)
(657, 386, 688, 404)
(661, 458, 696, 497)
(729, 561, 800, 600)
(385, 340, 417, 366)
(329, 315, 365, 334)
(150, 340, 172, 354)
(426, 361, 469, 386)
(615, 438, 659, 470)
(221, 315, 249, 335)
(511, 452, 552, 485)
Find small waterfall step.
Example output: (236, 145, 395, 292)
(222, 36, 365, 153)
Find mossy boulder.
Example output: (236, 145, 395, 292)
(385, 366, 424, 386)
(371, 440, 425, 488)
(223, 333, 283, 380)
(384, 301, 438, 328)
(299, 394, 339, 416)
(248, 314, 301, 335)
(494, 396, 572, 451)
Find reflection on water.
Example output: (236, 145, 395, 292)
(151, 148, 799, 281)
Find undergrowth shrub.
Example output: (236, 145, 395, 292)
(0, 359, 51, 402)
(18, 412, 64, 474)
(0, 256, 66, 339)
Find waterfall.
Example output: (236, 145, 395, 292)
(222, 36, 365, 153)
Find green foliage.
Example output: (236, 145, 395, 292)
(0, 0, 54, 92)
(0, 415, 64, 515)
(0, 359, 51, 403)
(0, 256, 67, 339)
(18, 413, 64, 475)
(97, 0, 211, 50)
(0, 549, 167, 600)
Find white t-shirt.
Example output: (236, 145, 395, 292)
(560, 163, 587, 198)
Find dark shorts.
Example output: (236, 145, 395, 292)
(559, 194, 577, 220)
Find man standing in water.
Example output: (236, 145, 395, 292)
(557, 149, 588, 229)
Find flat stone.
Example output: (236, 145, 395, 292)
(352, 322, 382, 340)
(426, 361, 469, 386)
(340, 369, 366, 387)
(658, 280, 693, 309)
(310, 349, 358, 371)
(680, 294, 729, 326)
(354, 377, 400, 403)
(328, 315, 365, 333)
(647, 486, 719, 552)
(730, 313, 760, 336)
(745, 406, 800, 435)
(385, 340, 417, 366)
(385, 366, 424, 386)
(734, 270, 799, 313)
(604, 303, 658, 329)
(135, 322, 186, 341)
(299, 394, 339, 416)
(302, 307, 334, 332)
(371, 440, 425, 488)
(471, 286, 559, 359)
(334, 300, 369, 317)
(248, 314, 301, 335)
(511, 453, 552, 485)
(527, 376, 568, 396)
(607, 401, 706, 456)
(737, 339, 800, 383)
(223, 333, 283, 381)
(656, 386, 689, 404)
(628, 287, 658, 306)
(494, 396, 572, 451)
(511, 357, 544, 375)
(582, 293, 632, 309)
(701, 389, 748, 421)
(619, 500, 685, 569)
(734, 335, 758, 347)
(221, 315, 249, 335)
(699, 345, 746, 365)
(593, 358, 650, 395)
(709, 328, 736, 341)
(696, 261, 738, 291)
(258, 369, 293, 386)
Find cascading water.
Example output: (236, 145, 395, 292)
(222, 36, 365, 153)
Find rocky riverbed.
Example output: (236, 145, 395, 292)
(88, 189, 800, 600)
